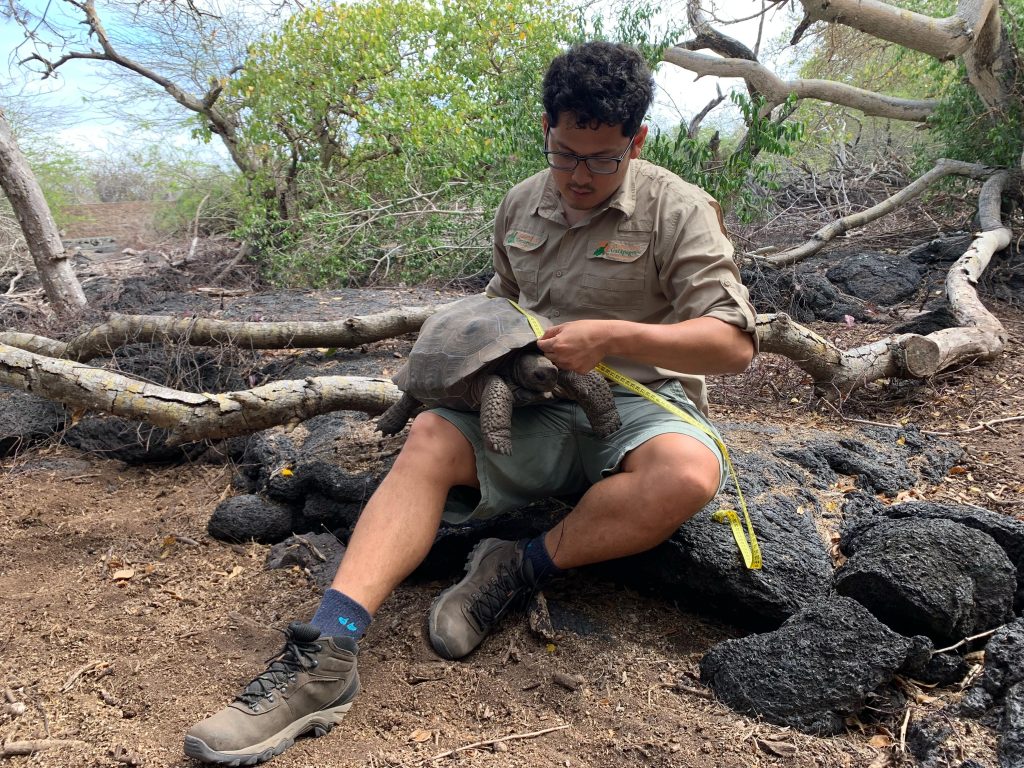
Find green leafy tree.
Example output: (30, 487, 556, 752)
(228, 0, 573, 284)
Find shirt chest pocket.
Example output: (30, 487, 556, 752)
(578, 237, 650, 309)
(503, 229, 547, 289)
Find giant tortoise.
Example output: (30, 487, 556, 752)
(376, 295, 622, 455)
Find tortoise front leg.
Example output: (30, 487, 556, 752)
(556, 370, 622, 438)
(376, 392, 423, 435)
(480, 374, 515, 455)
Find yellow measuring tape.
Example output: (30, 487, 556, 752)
(508, 299, 762, 570)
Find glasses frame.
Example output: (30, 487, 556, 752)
(542, 128, 637, 175)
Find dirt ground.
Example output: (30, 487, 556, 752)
(1, 243, 1022, 767)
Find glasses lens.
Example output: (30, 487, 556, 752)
(546, 153, 578, 171)
(585, 158, 619, 174)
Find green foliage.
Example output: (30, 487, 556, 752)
(645, 93, 805, 221)
(587, 1, 682, 66)
(229, 0, 572, 285)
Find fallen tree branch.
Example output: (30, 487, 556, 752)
(0, 302, 455, 362)
(0, 342, 401, 444)
(759, 159, 995, 267)
(755, 312, 921, 394)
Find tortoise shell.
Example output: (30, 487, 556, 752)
(393, 294, 553, 410)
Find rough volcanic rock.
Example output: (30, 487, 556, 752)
(836, 517, 1016, 645)
(700, 596, 920, 734)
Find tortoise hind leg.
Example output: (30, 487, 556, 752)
(480, 374, 515, 455)
(376, 392, 423, 435)
(556, 370, 621, 438)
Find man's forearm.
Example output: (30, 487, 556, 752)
(538, 316, 755, 375)
(605, 317, 755, 374)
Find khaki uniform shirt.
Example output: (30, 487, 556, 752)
(485, 159, 758, 414)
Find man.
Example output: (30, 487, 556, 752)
(185, 40, 757, 765)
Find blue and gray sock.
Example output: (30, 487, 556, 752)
(310, 589, 372, 640)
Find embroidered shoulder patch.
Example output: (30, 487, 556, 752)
(504, 230, 546, 250)
(591, 239, 648, 262)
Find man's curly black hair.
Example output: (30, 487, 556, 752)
(542, 41, 654, 137)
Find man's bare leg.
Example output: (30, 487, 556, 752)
(543, 433, 721, 568)
(184, 416, 477, 764)
(331, 411, 479, 614)
(427, 432, 722, 659)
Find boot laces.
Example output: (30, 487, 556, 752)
(235, 631, 321, 708)
(467, 559, 531, 630)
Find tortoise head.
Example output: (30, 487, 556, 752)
(510, 351, 559, 392)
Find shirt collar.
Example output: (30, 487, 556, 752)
(533, 160, 641, 225)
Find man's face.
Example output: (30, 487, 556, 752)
(542, 113, 647, 215)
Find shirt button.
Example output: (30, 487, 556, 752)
(553, 309, 561, 317)
(555, 270, 563, 277)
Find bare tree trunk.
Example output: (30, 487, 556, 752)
(0, 110, 87, 315)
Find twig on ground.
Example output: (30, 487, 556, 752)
(213, 240, 249, 284)
(1, 739, 86, 757)
(675, 683, 714, 699)
(817, 399, 903, 429)
(922, 415, 1024, 436)
(294, 534, 327, 562)
(932, 628, 998, 655)
(61, 661, 112, 692)
(899, 706, 913, 752)
(423, 724, 570, 762)
(4, 269, 24, 295)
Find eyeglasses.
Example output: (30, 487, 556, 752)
(542, 128, 636, 175)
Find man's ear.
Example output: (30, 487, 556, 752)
(542, 113, 550, 134)
(632, 124, 649, 157)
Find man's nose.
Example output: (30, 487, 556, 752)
(571, 162, 593, 184)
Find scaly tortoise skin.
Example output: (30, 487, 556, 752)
(376, 295, 622, 455)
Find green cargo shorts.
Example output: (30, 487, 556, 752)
(433, 379, 727, 523)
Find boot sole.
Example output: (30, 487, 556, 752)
(183, 702, 353, 766)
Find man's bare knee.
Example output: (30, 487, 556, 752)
(623, 435, 722, 523)
(393, 412, 478, 487)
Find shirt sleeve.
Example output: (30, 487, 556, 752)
(484, 194, 520, 300)
(657, 196, 759, 352)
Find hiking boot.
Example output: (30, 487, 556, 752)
(184, 622, 359, 766)
(428, 538, 539, 660)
